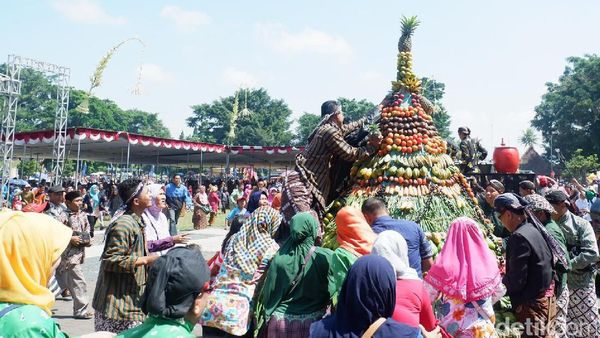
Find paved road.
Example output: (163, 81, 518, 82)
(53, 227, 227, 337)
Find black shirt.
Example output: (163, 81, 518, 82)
(503, 221, 553, 307)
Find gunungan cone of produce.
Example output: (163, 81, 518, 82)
(321, 16, 487, 246)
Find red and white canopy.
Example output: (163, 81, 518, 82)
(12, 128, 302, 167)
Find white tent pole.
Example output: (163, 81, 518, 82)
(126, 142, 131, 177)
(75, 136, 81, 188)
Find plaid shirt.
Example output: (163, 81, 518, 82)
(57, 210, 90, 272)
(296, 118, 373, 210)
(92, 212, 148, 322)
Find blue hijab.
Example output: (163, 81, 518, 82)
(247, 190, 267, 214)
(309, 255, 421, 338)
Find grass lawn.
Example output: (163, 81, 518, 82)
(97, 209, 230, 231)
(178, 209, 229, 231)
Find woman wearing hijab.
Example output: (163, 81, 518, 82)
(0, 211, 113, 337)
(248, 190, 269, 214)
(84, 184, 101, 237)
(372, 231, 437, 332)
(143, 184, 189, 256)
(309, 255, 423, 338)
(207, 215, 246, 278)
(208, 185, 221, 226)
(255, 212, 333, 337)
(200, 206, 282, 336)
(267, 187, 278, 205)
(116, 246, 211, 338)
(424, 217, 505, 338)
(192, 186, 210, 229)
(328, 206, 377, 306)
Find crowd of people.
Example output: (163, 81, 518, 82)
(2, 171, 599, 337)
(2, 100, 600, 338)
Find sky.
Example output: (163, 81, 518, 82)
(2, 0, 600, 154)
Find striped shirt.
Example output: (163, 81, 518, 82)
(296, 118, 373, 209)
(92, 212, 148, 322)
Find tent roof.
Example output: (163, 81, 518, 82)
(12, 128, 302, 168)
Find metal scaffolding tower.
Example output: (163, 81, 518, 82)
(0, 55, 70, 207)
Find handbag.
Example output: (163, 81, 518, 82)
(362, 318, 386, 338)
(199, 204, 212, 214)
(72, 230, 91, 246)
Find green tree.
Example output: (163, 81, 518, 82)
(421, 77, 452, 140)
(62, 160, 75, 177)
(0, 65, 171, 137)
(17, 160, 40, 178)
(337, 98, 376, 122)
(0, 65, 60, 131)
(563, 149, 600, 182)
(68, 90, 171, 138)
(295, 112, 321, 146)
(520, 128, 539, 148)
(532, 55, 600, 159)
(124, 109, 171, 138)
(187, 88, 293, 146)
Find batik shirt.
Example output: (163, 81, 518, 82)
(92, 212, 148, 322)
(296, 118, 373, 210)
(57, 210, 90, 272)
(44, 202, 68, 225)
(556, 210, 600, 289)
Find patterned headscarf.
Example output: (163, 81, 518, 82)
(225, 206, 282, 275)
(523, 194, 555, 214)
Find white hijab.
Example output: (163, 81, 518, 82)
(371, 230, 420, 280)
(143, 184, 171, 255)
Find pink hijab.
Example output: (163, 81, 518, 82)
(425, 217, 501, 303)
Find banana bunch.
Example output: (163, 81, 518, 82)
(385, 184, 431, 197)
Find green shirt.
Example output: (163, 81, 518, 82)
(544, 219, 571, 295)
(116, 315, 195, 338)
(0, 302, 70, 338)
(556, 211, 600, 289)
(327, 247, 358, 307)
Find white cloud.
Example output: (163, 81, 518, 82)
(51, 0, 126, 25)
(160, 5, 211, 32)
(256, 23, 352, 61)
(222, 67, 258, 88)
(140, 63, 175, 85)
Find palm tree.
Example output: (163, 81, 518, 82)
(520, 128, 539, 148)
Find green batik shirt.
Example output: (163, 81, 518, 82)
(556, 211, 600, 289)
(0, 302, 70, 338)
(116, 315, 195, 338)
